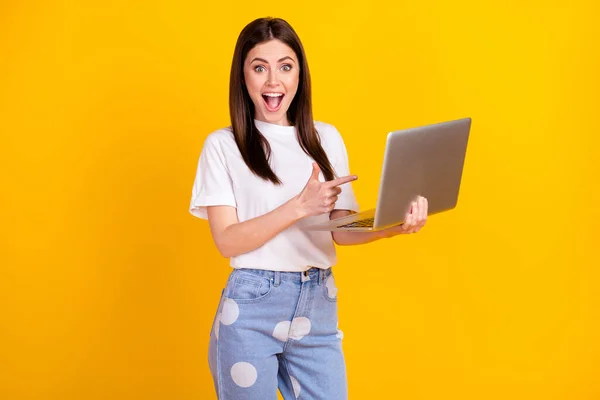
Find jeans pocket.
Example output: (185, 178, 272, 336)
(225, 270, 273, 303)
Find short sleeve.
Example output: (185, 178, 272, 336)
(189, 134, 237, 219)
(330, 127, 360, 213)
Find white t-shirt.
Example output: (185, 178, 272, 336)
(189, 119, 359, 272)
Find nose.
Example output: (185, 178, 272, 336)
(266, 71, 278, 87)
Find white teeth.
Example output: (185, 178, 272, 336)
(263, 93, 283, 97)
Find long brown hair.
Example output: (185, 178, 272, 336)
(229, 17, 335, 185)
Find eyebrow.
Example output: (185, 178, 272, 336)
(250, 56, 296, 64)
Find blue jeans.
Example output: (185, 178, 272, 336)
(208, 267, 346, 399)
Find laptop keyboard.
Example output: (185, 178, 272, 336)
(337, 217, 375, 228)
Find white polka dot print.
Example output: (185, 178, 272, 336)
(231, 362, 258, 388)
(289, 317, 311, 340)
(336, 321, 343, 339)
(290, 375, 301, 398)
(220, 298, 239, 326)
(214, 312, 221, 340)
(272, 320, 291, 342)
(325, 276, 338, 299)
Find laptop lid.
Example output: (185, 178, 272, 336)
(373, 118, 472, 229)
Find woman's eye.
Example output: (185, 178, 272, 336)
(281, 64, 292, 71)
(254, 66, 266, 72)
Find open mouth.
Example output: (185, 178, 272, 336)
(262, 93, 284, 112)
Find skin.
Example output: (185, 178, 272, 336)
(244, 39, 299, 126)
(207, 39, 427, 258)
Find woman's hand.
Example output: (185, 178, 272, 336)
(385, 196, 428, 235)
(294, 162, 357, 218)
(331, 196, 428, 246)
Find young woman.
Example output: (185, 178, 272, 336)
(190, 17, 428, 400)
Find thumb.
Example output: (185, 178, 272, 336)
(310, 162, 321, 181)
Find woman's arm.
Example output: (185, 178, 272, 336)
(330, 209, 392, 245)
(207, 199, 303, 258)
(208, 163, 357, 258)
(331, 196, 429, 246)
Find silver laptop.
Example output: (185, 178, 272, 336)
(304, 118, 472, 231)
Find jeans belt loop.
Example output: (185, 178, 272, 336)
(273, 271, 281, 287)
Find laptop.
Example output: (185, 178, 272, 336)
(303, 117, 472, 231)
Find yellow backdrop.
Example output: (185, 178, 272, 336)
(1, 0, 599, 399)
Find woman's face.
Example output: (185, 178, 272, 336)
(243, 39, 300, 126)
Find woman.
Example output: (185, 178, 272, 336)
(190, 17, 428, 400)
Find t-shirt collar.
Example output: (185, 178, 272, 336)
(254, 119, 296, 136)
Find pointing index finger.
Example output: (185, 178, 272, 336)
(327, 174, 358, 187)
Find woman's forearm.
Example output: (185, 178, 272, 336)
(217, 198, 304, 258)
(332, 230, 394, 246)
(329, 209, 396, 245)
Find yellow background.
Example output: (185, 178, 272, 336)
(1, 0, 599, 399)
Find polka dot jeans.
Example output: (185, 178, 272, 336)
(208, 267, 346, 399)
